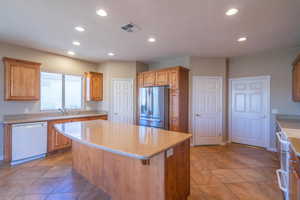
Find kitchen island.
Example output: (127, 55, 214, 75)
(55, 120, 192, 200)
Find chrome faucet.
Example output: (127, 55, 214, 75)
(58, 108, 67, 115)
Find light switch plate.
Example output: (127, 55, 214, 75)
(166, 148, 174, 158)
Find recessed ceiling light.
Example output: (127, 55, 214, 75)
(72, 41, 80, 46)
(74, 26, 85, 32)
(226, 8, 239, 16)
(68, 51, 75, 56)
(108, 52, 115, 56)
(148, 37, 156, 43)
(96, 9, 108, 17)
(237, 37, 247, 42)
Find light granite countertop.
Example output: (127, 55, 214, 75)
(277, 115, 300, 156)
(3, 111, 108, 124)
(54, 120, 192, 160)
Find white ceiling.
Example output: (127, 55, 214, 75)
(0, 0, 299, 63)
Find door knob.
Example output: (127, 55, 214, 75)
(195, 114, 201, 117)
(114, 113, 118, 115)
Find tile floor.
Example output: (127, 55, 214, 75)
(0, 143, 283, 200)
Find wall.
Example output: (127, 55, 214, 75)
(148, 56, 190, 70)
(0, 42, 99, 160)
(97, 61, 148, 122)
(189, 57, 228, 142)
(229, 46, 300, 148)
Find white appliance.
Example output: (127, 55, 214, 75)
(12, 122, 47, 165)
(276, 130, 290, 200)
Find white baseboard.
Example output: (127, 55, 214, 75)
(267, 147, 277, 152)
(220, 141, 230, 146)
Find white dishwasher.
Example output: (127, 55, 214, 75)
(12, 122, 48, 165)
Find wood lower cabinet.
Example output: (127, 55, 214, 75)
(3, 57, 41, 101)
(289, 148, 300, 200)
(138, 66, 189, 132)
(47, 115, 108, 152)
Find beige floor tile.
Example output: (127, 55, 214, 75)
(211, 169, 246, 183)
(14, 194, 47, 200)
(199, 184, 239, 200)
(188, 185, 207, 200)
(42, 166, 72, 178)
(226, 182, 283, 200)
(46, 193, 79, 200)
(78, 190, 110, 200)
(22, 178, 62, 195)
(191, 169, 222, 186)
(234, 168, 268, 182)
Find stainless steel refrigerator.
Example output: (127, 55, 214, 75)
(138, 86, 169, 129)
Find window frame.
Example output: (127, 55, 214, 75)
(40, 72, 84, 112)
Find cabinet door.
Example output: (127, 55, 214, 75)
(137, 73, 144, 88)
(155, 70, 169, 86)
(143, 71, 156, 87)
(169, 89, 180, 131)
(169, 69, 179, 89)
(290, 169, 300, 200)
(91, 73, 103, 101)
(293, 63, 300, 101)
(4, 57, 41, 101)
(85, 72, 103, 101)
(48, 120, 72, 152)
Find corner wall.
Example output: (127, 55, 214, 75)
(97, 61, 149, 122)
(189, 57, 228, 142)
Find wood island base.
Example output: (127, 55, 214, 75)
(72, 140, 190, 200)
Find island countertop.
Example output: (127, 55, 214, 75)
(54, 120, 192, 160)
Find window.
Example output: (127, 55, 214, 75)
(41, 72, 83, 110)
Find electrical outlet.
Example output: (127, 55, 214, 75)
(166, 148, 174, 158)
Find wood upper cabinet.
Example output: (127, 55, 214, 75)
(168, 69, 179, 89)
(143, 71, 156, 87)
(3, 57, 41, 101)
(155, 70, 169, 86)
(85, 72, 103, 101)
(137, 73, 144, 88)
(47, 115, 108, 152)
(293, 56, 300, 101)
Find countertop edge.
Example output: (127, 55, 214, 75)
(276, 119, 300, 157)
(54, 122, 191, 160)
(3, 113, 108, 125)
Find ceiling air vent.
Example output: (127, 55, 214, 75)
(121, 23, 140, 33)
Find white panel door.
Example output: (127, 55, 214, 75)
(192, 76, 223, 145)
(111, 79, 134, 124)
(230, 76, 270, 148)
